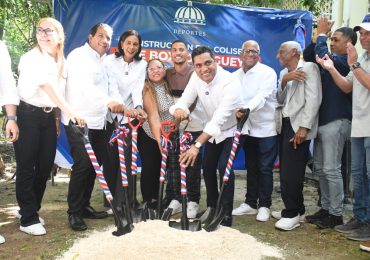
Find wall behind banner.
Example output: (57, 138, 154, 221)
(54, 0, 312, 169)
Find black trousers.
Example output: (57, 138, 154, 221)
(138, 127, 161, 202)
(65, 124, 111, 215)
(279, 118, 309, 218)
(165, 131, 202, 203)
(14, 104, 56, 226)
(203, 136, 243, 216)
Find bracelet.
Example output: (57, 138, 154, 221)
(7, 115, 17, 121)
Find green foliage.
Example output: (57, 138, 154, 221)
(0, 0, 52, 72)
(209, 0, 284, 8)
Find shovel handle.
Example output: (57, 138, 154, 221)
(160, 121, 177, 140)
(128, 115, 143, 130)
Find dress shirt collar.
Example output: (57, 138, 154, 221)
(244, 62, 261, 74)
(84, 42, 106, 61)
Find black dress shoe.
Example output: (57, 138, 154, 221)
(69, 214, 87, 231)
(82, 206, 108, 219)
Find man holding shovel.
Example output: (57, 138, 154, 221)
(170, 46, 244, 227)
(165, 39, 205, 218)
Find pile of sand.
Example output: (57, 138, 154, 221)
(60, 220, 283, 260)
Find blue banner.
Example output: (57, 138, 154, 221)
(54, 0, 312, 169)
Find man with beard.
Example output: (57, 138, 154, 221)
(165, 40, 204, 218)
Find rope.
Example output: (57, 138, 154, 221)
(110, 126, 130, 187)
(179, 132, 193, 195)
(85, 142, 113, 201)
(223, 128, 242, 182)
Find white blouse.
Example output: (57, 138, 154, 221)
(17, 47, 65, 107)
(104, 54, 147, 123)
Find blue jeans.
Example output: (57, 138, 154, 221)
(244, 135, 278, 209)
(314, 119, 351, 216)
(351, 137, 370, 224)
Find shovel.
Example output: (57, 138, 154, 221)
(148, 121, 177, 220)
(70, 123, 133, 236)
(201, 108, 250, 232)
(169, 129, 201, 231)
(109, 125, 136, 234)
(127, 116, 148, 223)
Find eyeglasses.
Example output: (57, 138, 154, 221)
(241, 49, 259, 56)
(36, 27, 54, 36)
(148, 66, 165, 73)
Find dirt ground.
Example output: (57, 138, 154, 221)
(0, 140, 369, 260)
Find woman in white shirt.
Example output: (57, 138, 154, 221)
(15, 17, 83, 236)
(103, 30, 147, 207)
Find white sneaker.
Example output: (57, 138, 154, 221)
(187, 201, 199, 219)
(256, 207, 270, 222)
(275, 215, 300, 231)
(232, 203, 258, 216)
(0, 234, 5, 244)
(20, 223, 46, 236)
(167, 200, 182, 215)
(271, 210, 305, 223)
(16, 212, 45, 226)
(106, 209, 113, 215)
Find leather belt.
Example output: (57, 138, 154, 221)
(19, 100, 54, 113)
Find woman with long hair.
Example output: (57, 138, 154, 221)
(138, 59, 177, 207)
(103, 29, 147, 208)
(15, 17, 83, 236)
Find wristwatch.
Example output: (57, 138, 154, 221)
(350, 62, 361, 71)
(194, 141, 202, 149)
(7, 115, 17, 121)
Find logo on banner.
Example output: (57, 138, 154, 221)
(174, 1, 206, 25)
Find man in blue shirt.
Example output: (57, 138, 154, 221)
(303, 16, 357, 229)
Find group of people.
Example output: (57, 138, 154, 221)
(0, 13, 369, 253)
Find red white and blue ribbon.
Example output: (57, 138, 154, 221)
(110, 126, 130, 187)
(179, 132, 193, 195)
(159, 135, 172, 183)
(223, 128, 242, 183)
(128, 118, 143, 177)
(85, 142, 113, 201)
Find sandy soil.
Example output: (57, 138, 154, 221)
(59, 220, 282, 260)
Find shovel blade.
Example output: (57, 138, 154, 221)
(131, 202, 148, 223)
(199, 207, 216, 226)
(203, 206, 227, 232)
(108, 200, 134, 236)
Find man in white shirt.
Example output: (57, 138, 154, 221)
(0, 40, 20, 244)
(63, 23, 127, 231)
(231, 40, 278, 222)
(170, 46, 244, 226)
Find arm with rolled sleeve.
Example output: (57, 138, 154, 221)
(299, 63, 322, 129)
(203, 79, 243, 137)
(244, 67, 277, 112)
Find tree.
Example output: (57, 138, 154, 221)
(0, 0, 52, 71)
